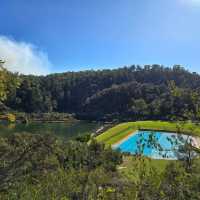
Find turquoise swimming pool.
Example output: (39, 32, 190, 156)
(113, 130, 195, 160)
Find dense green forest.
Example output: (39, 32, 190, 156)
(1, 64, 200, 122)
(1, 64, 200, 199)
(0, 133, 199, 200)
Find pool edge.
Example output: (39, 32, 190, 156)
(112, 130, 138, 149)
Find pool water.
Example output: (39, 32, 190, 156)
(114, 130, 195, 160)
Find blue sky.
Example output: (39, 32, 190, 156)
(0, 0, 200, 74)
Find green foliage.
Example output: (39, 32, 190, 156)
(119, 155, 200, 200)
(0, 133, 200, 199)
(2, 65, 200, 121)
(0, 134, 127, 199)
(75, 133, 91, 143)
(6, 113, 16, 122)
(0, 61, 21, 103)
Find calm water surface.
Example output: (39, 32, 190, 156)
(0, 121, 101, 139)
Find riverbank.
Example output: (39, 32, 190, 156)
(0, 112, 76, 123)
(0, 120, 100, 139)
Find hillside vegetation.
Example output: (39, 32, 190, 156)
(0, 133, 200, 200)
(1, 65, 200, 122)
(1, 64, 200, 199)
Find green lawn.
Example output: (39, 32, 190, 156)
(96, 121, 200, 146)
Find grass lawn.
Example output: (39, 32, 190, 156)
(96, 121, 200, 146)
(97, 121, 200, 181)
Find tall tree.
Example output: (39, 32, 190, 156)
(0, 60, 20, 102)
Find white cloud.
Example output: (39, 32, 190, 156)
(0, 36, 52, 75)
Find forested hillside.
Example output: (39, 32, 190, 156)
(2, 64, 200, 121)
